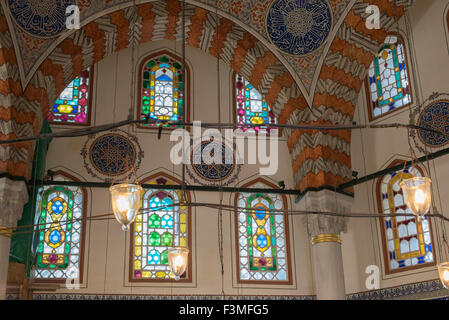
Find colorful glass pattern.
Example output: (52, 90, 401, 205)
(33, 175, 84, 280)
(140, 55, 184, 126)
(48, 69, 91, 125)
(379, 166, 434, 272)
(368, 36, 411, 119)
(235, 74, 276, 132)
(132, 178, 189, 280)
(237, 183, 289, 282)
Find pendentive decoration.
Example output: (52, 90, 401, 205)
(8, 0, 75, 38)
(266, 0, 332, 56)
(187, 140, 241, 186)
(80, 130, 143, 182)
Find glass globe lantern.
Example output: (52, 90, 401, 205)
(109, 183, 143, 231)
(399, 177, 432, 217)
(168, 247, 189, 280)
(438, 262, 449, 289)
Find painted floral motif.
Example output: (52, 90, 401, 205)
(418, 100, 449, 147)
(267, 0, 332, 56)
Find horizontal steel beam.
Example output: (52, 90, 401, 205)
(32, 179, 300, 196)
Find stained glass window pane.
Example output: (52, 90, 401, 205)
(48, 69, 91, 125)
(379, 166, 434, 273)
(237, 182, 289, 282)
(235, 74, 277, 132)
(367, 37, 411, 119)
(33, 174, 84, 280)
(132, 177, 189, 280)
(140, 54, 184, 126)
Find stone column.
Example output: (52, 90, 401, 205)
(0, 178, 28, 300)
(298, 189, 353, 300)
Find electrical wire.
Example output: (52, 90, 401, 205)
(0, 120, 444, 146)
(6, 201, 449, 237)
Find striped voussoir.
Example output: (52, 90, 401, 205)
(24, 0, 296, 136)
(0, 0, 415, 193)
(0, 5, 42, 179)
(283, 0, 413, 193)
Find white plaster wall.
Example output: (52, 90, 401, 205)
(40, 40, 314, 296)
(344, 0, 449, 294)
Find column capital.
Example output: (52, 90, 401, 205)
(0, 178, 29, 228)
(297, 189, 353, 238)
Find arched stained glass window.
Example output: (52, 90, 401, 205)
(235, 179, 291, 283)
(377, 162, 435, 274)
(139, 51, 188, 127)
(235, 73, 276, 132)
(366, 35, 412, 120)
(47, 68, 92, 125)
(33, 172, 86, 281)
(131, 174, 191, 281)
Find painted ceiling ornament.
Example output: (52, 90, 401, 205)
(187, 140, 242, 187)
(266, 0, 332, 56)
(80, 130, 144, 182)
(8, 0, 75, 38)
(417, 100, 449, 148)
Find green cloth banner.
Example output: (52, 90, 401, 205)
(9, 121, 52, 277)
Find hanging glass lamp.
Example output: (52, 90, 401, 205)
(109, 183, 143, 231)
(400, 177, 432, 217)
(438, 262, 449, 289)
(167, 247, 189, 280)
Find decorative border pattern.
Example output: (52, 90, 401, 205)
(7, 279, 448, 300)
(346, 279, 446, 300)
(31, 294, 315, 300)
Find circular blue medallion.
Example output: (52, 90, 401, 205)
(191, 141, 235, 182)
(51, 200, 64, 214)
(50, 230, 61, 245)
(418, 100, 449, 147)
(257, 234, 268, 249)
(267, 0, 332, 56)
(8, 0, 75, 37)
(89, 134, 137, 177)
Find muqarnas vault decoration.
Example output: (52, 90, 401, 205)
(8, 0, 75, 37)
(187, 140, 241, 186)
(81, 130, 143, 182)
(266, 0, 332, 56)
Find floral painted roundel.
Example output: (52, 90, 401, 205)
(267, 0, 332, 56)
(8, 0, 75, 37)
(192, 141, 235, 182)
(418, 100, 449, 148)
(81, 130, 143, 182)
(187, 140, 242, 186)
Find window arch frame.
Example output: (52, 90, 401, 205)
(365, 34, 413, 122)
(32, 170, 88, 284)
(48, 67, 94, 127)
(375, 160, 436, 275)
(233, 177, 293, 285)
(129, 172, 193, 283)
(137, 50, 191, 130)
(232, 71, 277, 134)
